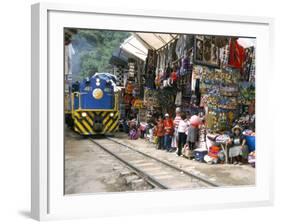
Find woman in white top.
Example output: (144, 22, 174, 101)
(177, 113, 189, 156)
(171, 107, 182, 149)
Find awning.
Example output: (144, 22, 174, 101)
(134, 32, 177, 50)
(120, 32, 178, 61)
(120, 35, 148, 61)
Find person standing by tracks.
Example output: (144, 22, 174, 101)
(163, 113, 174, 152)
(171, 107, 182, 151)
(177, 112, 189, 156)
(154, 116, 165, 150)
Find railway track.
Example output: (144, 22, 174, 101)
(89, 136, 219, 190)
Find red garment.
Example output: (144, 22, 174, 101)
(124, 94, 132, 104)
(171, 71, 177, 81)
(228, 39, 245, 69)
(164, 118, 174, 135)
(155, 120, 165, 137)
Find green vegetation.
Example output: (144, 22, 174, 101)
(71, 29, 130, 79)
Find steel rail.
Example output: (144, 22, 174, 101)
(89, 138, 169, 189)
(107, 137, 219, 187)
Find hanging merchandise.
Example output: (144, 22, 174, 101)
(241, 47, 255, 81)
(228, 38, 245, 69)
(155, 69, 162, 89)
(174, 91, 182, 106)
(143, 88, 160, 108)
(132, 99, 144, 109)
(238, 82, 255, 105)
(164, 63, 172, 80)
(214, 36, 229, 48)
(144, 49, 157, 89)
(167, 39, 178, 62)
(219, 38, 230, 68)
(199, 67, 241, 132)
(145, 70, 156, 89)
(194, 35, 220, 68)
(175, 35, 186, 59)
(175, 35, 194, 59)
(114, 65, 125, 86)
(192, 65, 206, 92)
(248, 48, 255, 83)
(157, 88, 177, 110)
(145, 49, 157, 72)
(128, 61, 135, 80)
(132, 85, 140, 97)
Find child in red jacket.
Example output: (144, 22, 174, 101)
(155, 116, 165, 149)
(163, 113, 174, 152)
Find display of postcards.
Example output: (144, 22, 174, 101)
(220, 84, 239, 96)
(217, 97, 237, 109)
(238, 81, 255, 105)
(200, 67, 240, 85)
(223, 67, 240, 82)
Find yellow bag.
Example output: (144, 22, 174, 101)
(153, 136, 159, 144)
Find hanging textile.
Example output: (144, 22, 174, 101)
(228, 38, 245, 69)
(167, 40, 177, 62)
(175, 35, 185, 59)
(249, 48, 255, 83)
(219, 40, 230, 68)
(195, 79, 201, 106)
(175, 35, 194, 59)
(241, 47, 254, 81)
(175, 91, 182, 106)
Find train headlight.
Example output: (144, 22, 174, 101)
(92, 88, 103, 99)
(96, 78, 100, 86)
(81, 112, 87, 117)
(110, 112, 114, 117)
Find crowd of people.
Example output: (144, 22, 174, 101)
(153, 108, 200, 157)
(124, 107, 251, 165)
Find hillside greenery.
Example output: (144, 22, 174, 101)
(71, 29, 130, 79)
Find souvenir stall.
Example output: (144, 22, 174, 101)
(117, 33, 255, 165)
(191, 36, 256, 164)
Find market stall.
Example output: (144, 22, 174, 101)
(113, 33, 255, 165)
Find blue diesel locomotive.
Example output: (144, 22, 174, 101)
(65, 73, 120, 135)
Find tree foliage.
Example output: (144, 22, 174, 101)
(71, 29, 130, 79)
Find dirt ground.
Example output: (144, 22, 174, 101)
(64, 129, 255, 195)
(113, 132, 255, 187)
(64, 130, 154, 194)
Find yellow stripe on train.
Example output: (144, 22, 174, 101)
(72, 110, 120, 135)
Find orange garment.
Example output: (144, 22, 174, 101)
(155, 120, 165, 137)
(164, 118, 174, 135)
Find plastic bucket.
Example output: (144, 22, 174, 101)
(244, 135, 255, 152)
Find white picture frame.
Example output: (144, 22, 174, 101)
(31, 2, 275, 221)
